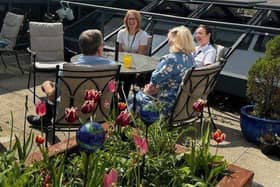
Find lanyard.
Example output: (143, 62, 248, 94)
(127, 31, 138, 51)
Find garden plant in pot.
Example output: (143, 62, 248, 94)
(240, 35, 280, 155)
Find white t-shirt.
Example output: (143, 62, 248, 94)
(117, 29, 148, 53)
(194, 44, 216, 67)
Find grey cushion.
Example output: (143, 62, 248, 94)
(0, 12, 24, 49)
(29, 22, 64, 62)
(35, 61, 66, 70)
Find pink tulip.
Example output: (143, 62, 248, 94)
(103, 168, 118, 187)
(65, 107, 78, 123)
(84, 89, 102, 102)
(36, 101, 47, 117)
(192, 99, 207, 112)
(116, 110, 130, 127)
(108, 80, 117, 93)
(133, 134, 148, 156)
(81, 100, 96, 114)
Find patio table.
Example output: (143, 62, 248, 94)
(70, 52, 160, 74)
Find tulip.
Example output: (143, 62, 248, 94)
(108, 80, 117, 93)
(65, 107, 78, 123)
(212, 129, 226, 143)
(81, 100, 96, 114)
(116, 110, 130, 127)
(133, 134, 148, 156)
(36, 101, 47, 116)
(118, 102, 127, 111)
(192, 99, 207, 112)
(103, 168, 118, 187)
(35, 135, 45, 145)
(84, 89, 101, 102)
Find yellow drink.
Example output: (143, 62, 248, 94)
(123, 54, 132, 69)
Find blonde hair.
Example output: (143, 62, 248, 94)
(168, 26, 195, 54)
(123, 10, 141, 31)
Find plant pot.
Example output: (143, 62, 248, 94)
(240, 105, 280, 144)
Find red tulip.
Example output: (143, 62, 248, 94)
(84, 89, 102, 102)
(81, 100, 96, 114)
(35, 135, 45, 145)
(103, 168, 118, 187)
(116, 110, 130, 127)
(65, 107, 78, 123)
(108, 80, 117, 93)
(36, 101, 47, 117)
(118, 102, 127, 111)
(192, 99, 207, 112)
(212, 129, 226, 143)
(133, 134, 148, 156)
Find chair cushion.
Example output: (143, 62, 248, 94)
(0, 12, 24, 49)
(35, 61, 66, 70)
(29, 22, 64, 61)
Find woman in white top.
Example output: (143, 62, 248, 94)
(117, 10, 148, 54)
(194, 25, 216, 67)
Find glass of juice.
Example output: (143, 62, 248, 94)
(123, 54, 132, 69)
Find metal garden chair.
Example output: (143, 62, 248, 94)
(0, 11, 24, 73)
(27, 22, 68, 103)
(169, 55, 227, 129)
(47, 63, 121, 145)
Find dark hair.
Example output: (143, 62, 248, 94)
(198, 24, 215, 44)
(79, 29, 103, 55)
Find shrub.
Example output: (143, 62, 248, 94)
(247, 35, 280, 120)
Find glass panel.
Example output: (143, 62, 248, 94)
(253, 35, 273, 52)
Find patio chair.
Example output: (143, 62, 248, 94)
(169, 59, 227, 129)
(0, 12, 24, 73)
(48, 63, 121, 145)
(27, 22, 67, 103)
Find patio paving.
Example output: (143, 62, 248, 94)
(0, 53, 279, 186)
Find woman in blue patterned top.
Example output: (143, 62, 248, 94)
(129, 26, 195, 117)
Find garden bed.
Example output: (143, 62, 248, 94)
(26, 134, 254, 187)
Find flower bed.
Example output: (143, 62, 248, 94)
(1, 85, 254, 186)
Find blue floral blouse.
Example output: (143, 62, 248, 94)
(150, 52, 195, 116)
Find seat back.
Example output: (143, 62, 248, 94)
(0, 12, 24, 49)
(53, 63, 121, 130)
(29, 22, 64, 62)
(169, 63, 224, 126)
(145, 34, 153, 56)
(214, 44, 225, 63)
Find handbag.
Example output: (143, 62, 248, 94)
(56, 2, 74, 21)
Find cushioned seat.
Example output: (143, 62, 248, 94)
(27, 22, 67, 103)
(0, 12, 24, 73)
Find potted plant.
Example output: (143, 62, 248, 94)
(240, 35, 280, 144)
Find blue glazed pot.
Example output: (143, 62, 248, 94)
(240, 105, 280, 144)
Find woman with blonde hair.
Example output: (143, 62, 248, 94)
(117, 9, 148, 54)
(129, 26, 195, 117)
